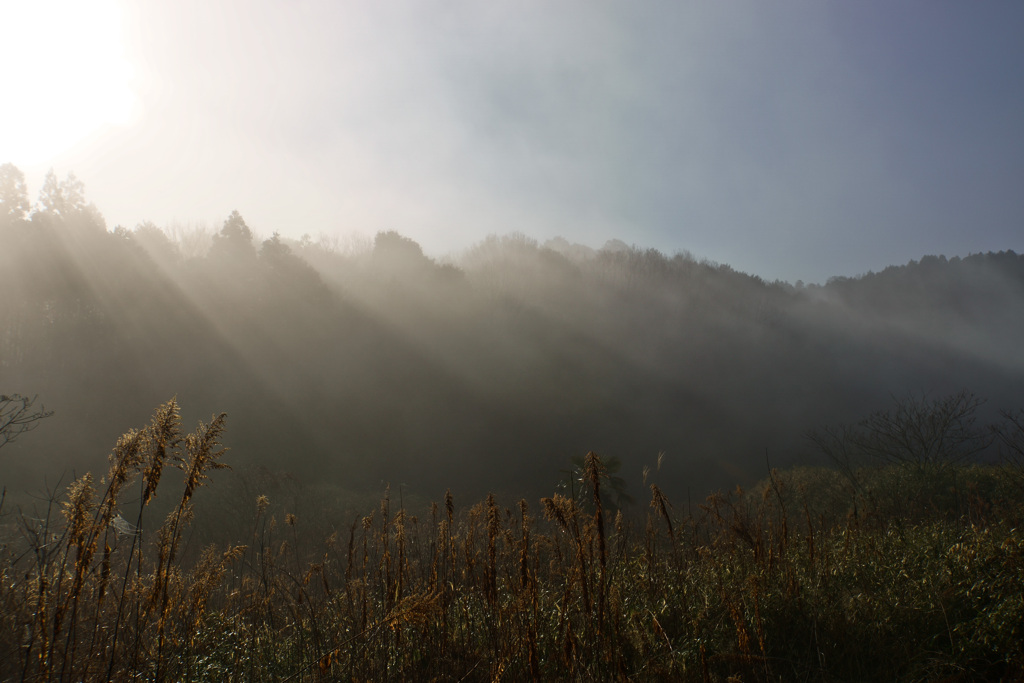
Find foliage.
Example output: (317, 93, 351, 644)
(3, 161, 1024, 501)
(2, 402, 1023, 681)
(0, 162, 31, 224)
(1, 399, 231, 682)
(209, 209, 256, 261)
(557, 451, 635, 514)
(3, 162, 1024, 678)
(34, 169, 106, 231)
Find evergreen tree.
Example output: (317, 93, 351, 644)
(209, 210, 256, 260)
(0, 163, 30, 226)
(34, 169, 106, 232)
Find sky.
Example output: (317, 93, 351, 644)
(2, 0, 1022, 284)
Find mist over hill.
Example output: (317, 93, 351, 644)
(2, 170, 1023, 502)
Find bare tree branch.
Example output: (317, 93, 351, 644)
(808, 391, 994, 475)
(0, 394, 54, 451)
(856, 391, 991, 472)
(994, 409, 1024, 489)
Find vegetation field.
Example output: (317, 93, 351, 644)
(2, 397, 1023, 682)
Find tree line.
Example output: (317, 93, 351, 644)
(2, 162, 1023, 501)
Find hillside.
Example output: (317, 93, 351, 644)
(2, 197, 1022, 500)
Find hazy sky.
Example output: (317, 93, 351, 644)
(3, 0, 1022, 283)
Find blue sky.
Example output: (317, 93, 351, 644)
(4, 0, 1022, 283)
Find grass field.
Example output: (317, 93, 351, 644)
(2, 399, 1023, 681)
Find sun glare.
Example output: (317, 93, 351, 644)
(0, 0, 138, 165)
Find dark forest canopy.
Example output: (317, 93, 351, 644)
(2, 164, 1023, 501)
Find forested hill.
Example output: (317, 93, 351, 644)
(2, 173, 1023, 499)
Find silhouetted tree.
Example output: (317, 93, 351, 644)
(209, 210, 256, 260)
(131, 221, 181, 264)
(36, 168, 81, 216)
(994, 410, 1024, 491)
(259, 231, 291, 263)
(259, 232, 326, 298)
(373, 230, 431, 272)
(811, 391, 994, 476)
(0, 163, 30, 226)
(33, 169, 106, 232)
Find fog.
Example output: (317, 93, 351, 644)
(2, 168, 1023, 505)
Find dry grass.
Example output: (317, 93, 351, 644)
(1, 404, 1023, 681)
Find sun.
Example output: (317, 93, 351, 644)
(0, 0, 138, 165)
